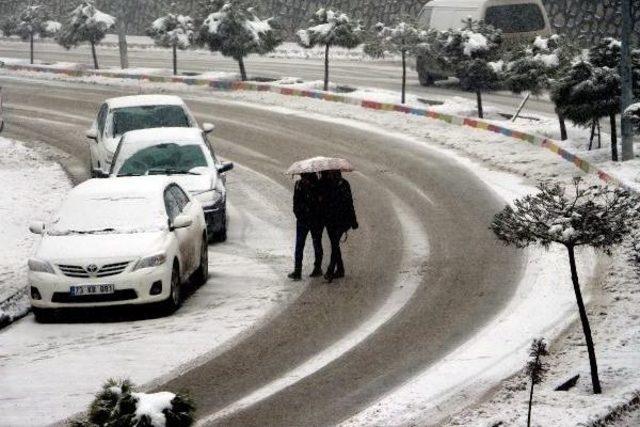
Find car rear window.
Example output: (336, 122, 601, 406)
(117, 144, 208, 176)
(485, 3, 546, 33)
(112, 105, 190, 136)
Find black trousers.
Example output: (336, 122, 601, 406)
(326, 225, 345, 276)
(294, 222, 324, 271)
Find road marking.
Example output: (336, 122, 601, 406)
(195, 193, 429, 425)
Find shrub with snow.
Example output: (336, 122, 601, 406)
(364, 19, 427, 104)
(197, 0, 282, 81)
(0, 18, 17, 38)
(297, 8, 362, 91)
(525, 338, 549, 427)
(11, 3, 60, 64)
(72, 378, 195, 427)
(492, 178, 640, 395)
(437, 18, 503, 118)
(57, 0, 116, 69)
(624, 102, 640, 133)
(148, 9, 195, 75)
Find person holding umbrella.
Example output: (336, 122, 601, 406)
(286, 157, 358, 283)
(320, 170, 358, 283)
(288, 172, 324, 281)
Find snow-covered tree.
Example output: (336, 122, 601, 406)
(148, 6, 195, 75)
(624, 102, 640, 133)
(297, 8, 362, 91)
(438, 18, 503, 118)
(525, 338, 549, 427)
(0, 17, 17, 38)
(506, 35, 577, 140)
(57, 0, 116, 70)
(552, 61, 622, 161)
(13, 3, 61, 64)
(198, 0, 282, 81)
(72, 378, 195, 427)
(364, 19, 427, 104)
(492, 178, 640, 395)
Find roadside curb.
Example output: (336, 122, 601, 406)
(2, 62, 630, 190)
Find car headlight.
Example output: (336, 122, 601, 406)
(133, 253, 167, 271)
(193, 189, 224, 209)
(28, 259, 55, 274)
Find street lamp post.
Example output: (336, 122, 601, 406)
(620, 0, 634, 161)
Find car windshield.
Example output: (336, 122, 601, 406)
(485, 4, 546, 33)
(112, 105, 190, 136)
(116, 144, 208, 176)
(48, 195, 167, 235)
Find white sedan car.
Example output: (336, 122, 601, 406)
(86, 94, 215, 177)
(109, 127, 234, 242)
(28, 176, 208, 322)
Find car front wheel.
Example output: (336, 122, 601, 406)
(162, 262, 182, 314)
(192, 235, 209, 286)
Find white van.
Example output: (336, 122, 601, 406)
(416, 0, 552, 85)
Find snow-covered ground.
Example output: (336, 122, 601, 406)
(0, 157, 303, 425)
(0, 138, 71, 325)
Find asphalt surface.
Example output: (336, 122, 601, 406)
(1, 74, 524, 426)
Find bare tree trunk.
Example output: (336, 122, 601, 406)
(173, 44, 178, 76)
(527, 378, 535, 427)
(237, 56, 247, 81)
(118, 20, 129, 69)
(324, 43, 330, 92)
(401, 49, 407, 104)
(557, 111, 568, 141)
(610, 113, 618, 162)
(91, 41, 99, 69)
(30, 33, 34, 64)
(567, 245, 601, 394)
(476, 90, 483, 119)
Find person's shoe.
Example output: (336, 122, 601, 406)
(288, 271, 302, 281)
(324, 272, 334, 283)
(309, 267, 323, 278)
(334, 270, 345, 279)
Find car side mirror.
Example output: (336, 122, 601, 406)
(170, 215, 193, 231)
(202, 123, 215, 134)
(217, 162, 234, 174)
(86, 128, 98, 141)
(29, 221, 45, 235)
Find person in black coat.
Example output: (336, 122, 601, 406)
(320, 170, 358, 283)
(288, 173, 324, 281)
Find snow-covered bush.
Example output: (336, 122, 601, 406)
(12, 3, 60, 64)
(624, 102, 640, 133)
(492, 178, 640, 395)
(57, 0, 116, 69)
(148, 9, 195, 75)
(297, 8, 362, 91)
(364, 19, 427, 104)
(197, 0, 282, 81)
(552, 61, 622, 160)
(438, 18, 503, 118)
(0, 17, 17, 38)
(72, 378, 195, 427)
(505, 35, 577, 139)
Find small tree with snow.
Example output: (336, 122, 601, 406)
(14, 3, 61, 64)
(0, 17, 17, 38)
(198, 0, 281, 81)
(506, 35, 577, 140)
(552, 61, 622, 161)
(57, 0, 115, 70)
(148, 6, 195, 75)
(364, 19, 426, 104)
(440, 18, 503, 118)
(525, 338, 549, 427)
(72, 378, 195, 427)
(297, 8, 362, 92)
(492, 178, 640, 394)
(624, 102, 640, 133)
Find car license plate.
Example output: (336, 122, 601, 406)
(70, 284, 114, 296)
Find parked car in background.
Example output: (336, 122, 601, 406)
(86, 94, 215, 177)
(416, 0, 552, 85)
(109, 127, 234, 242)
(28, 176, 208, 322)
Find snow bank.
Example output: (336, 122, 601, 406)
(0, 137, 71, 324)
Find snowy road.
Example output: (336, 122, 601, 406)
(0, 76, 524, 426)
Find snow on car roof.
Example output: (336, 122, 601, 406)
(425, 0, 487, 8)
(122, 127, 204, 145)
(106, 94, 186, 110)
(70, 176, 175, 200)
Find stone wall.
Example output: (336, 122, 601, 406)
(0, 0, 638, 44)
